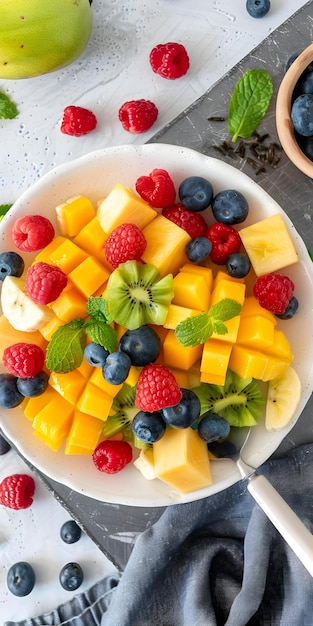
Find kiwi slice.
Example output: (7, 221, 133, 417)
(193, 370, 264, 428)
(105, 260, 174, 330)
(101, 383, 138, 439)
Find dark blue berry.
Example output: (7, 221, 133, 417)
(16, 371, 49, 398)
(132, 410, 166, 443)
(211, 189, 249, 225)
(7, 561, 35, 597)
(119, 326, 161, 366)
(226, 253, 251, 278)
(286, 52, 299, 72)
(291, 94, 313, 137)
(207, 439, 239, 459)
(0, 251, 24, 282)
(60, 520, 82, 544)
(84, 342, 109, 367)
(298, 135, 313, 161)
(297, 69, 313, 95)
(103, 351, 131, 385)
(276, 296, 299, 320)
(186, 237, 212, 263)
(59, 562, 83, 591)
(0, 373, 24, 408)
(161, 388, 200, 428)
(179, 176, 213, 212)
(0, 432, 11, 455)
(246, 0, 270, 18)
(198, 413, 230, 443)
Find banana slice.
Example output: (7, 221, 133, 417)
(1, 275, 53, 332)
(265, 366, 301, 431)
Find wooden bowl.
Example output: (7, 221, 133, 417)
(276, 43, 313, 178)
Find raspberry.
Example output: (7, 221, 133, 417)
(3, 343, 45, 378)
(135, 363, 182, 412)
(60, 105, 97, 137)
(0, 474, 35, 509)
(92, 440, 133, 474)
(12, 215, 55, 252)
(162, 203, 207, 238)
(104, 223, 147, 268)
(25, 262, 68, 305)
(253, 274, 295, 314)
(135, 169, 176, 208)
(206, 222, 241, 265)
(149, 42, 190, 79)
(118, 99, 158, 134)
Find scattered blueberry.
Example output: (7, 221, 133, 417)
(7, 561, 35, 597)
(207, 439, 239, 459)
(0, 251, 24, 282)
(103, 351, 131, 385)
(59, 562, 84, 591)
(276, 296, 299, 320)
(226, 253, 251, 278)
(16, 370, 49, 398)
(197, 413, 230, 443)
(60, 520, 82, 544)
(132, 410, 166, 443)
(291, 94, 313, 137)
(186, 237, 212, 263)
(119, 326, 161, 366)
(246, 0, 270, 19)
(161, 388, 201, 428)
(179, 176, 213, 212)
(0, 373, 24, 408)
(211, 189, 249, 225)
(0, 432, 11, 455)
(84, 342, 109, 367)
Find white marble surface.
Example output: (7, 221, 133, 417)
(0, 0, 309, 622)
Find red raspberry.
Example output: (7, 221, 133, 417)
(92, 440, 133, 474)
(149, 42, 190, 79)
(3, 343, 45, 378)
(0, 474, 35, 509)
(253, 274, 295, 314)
(135, 169, 176, 208)
(162, 203, 206, 238)
(135, 363, 182, 412)
(12, 215, 55, 252)
(25, 262, 67, 305)
(60, 105, 97, 137)
(104, 223, 147, 268)
(118, 99, 158, 134)
(206, 222, 241, 265)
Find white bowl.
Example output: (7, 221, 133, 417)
(1, 144, 313, 506)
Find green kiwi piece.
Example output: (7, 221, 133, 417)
(193, 370, 264, 428)
(105, 260, 174, 330)
(101, 383, 138, 438)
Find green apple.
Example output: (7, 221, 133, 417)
(0, 0, 93, 79)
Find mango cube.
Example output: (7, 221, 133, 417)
(56, 195, 96, 237)
(69, 256, 110, 298)
(66, 409, 103, 452)
(229, 345, 270, 380)
(236, 315, 275, 349)
(48, 284, 87, 322)
(200, 339, 232, 385)
(180, 264, 213, 290)
(141, 215, 191, 276)
(90, 367, 123, 397)
(39, 314, 66, 341)
(32, 391, 74, 448)
(164, 304, 202, 330)
(35, 236, 67, 263)
(73, 217, 110, 265)
(47, 238, 88, 274)
(172, 272, 210, 311)
(76, 381, 113, 420)
(97, 184, 157, 233)
(163, 329, 203, 370)
(49, 370, 87, 405)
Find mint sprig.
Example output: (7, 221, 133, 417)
(0, 92, 19, 120)
(228, 69, 273, 142)
(175, 299, 242, 347)
(0, 204, 12, 222)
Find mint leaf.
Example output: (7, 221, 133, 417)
(0, 92, 19, 120)
(228, 69, 273, 142)
(175, 298, 242, 347)
(46, 319, 86, 373)
(85, 320, 117, 353)
(209, 299, 242, 322)
(86, 296, 112, 323)
(0, 204, 12, 222)
(211, 320, 228, 335)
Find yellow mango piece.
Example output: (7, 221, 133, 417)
(164, 304, 202, 330)
(34, 430, 65, 452)
(35, 236, 67, 263)
(172, 272, 210, 311)
(56, 195, 96, 237)
(90, 368, 123, 397)
(212, 316, 241, 344)
(69, 256, 110, 298)
(125, 365, 141, 387)
(163, 329, 203, 370)
(76, 358, 94, 379)
(141, 214, 191, 276)
(32, 392, 74, 446)
(48, 238, 88, 274)
(76, 381, 113, 420)
(154, 428, 212, 494)
(64, 443, 93, 455)
(168, 368, 189, 388)
(49, 370, 86, 405)
(200, 339, 232, 385)
(261, 358, 291, 382)
(180, 264, 213, 290)
(66, 409, 103, 451)
(240, 296, 277, 323)
(237, 316, 275, 349)
(39, 314, 66, 341)
(213, 270, 245, 287)
(265, 329, 293, 360)
(229, 345, 269, 380)
(211, 278, 246, 306)
(0, 315, 48, 353)
(48, 284, 87, 322)
(23, 385, 57, 422)
(97, 184, 157, 233)
(73, 217, 110, 266)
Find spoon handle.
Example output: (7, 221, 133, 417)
(248, 473, 313, 577)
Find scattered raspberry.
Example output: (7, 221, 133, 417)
(135, 169, 176, 208)
(0, 474, 35, 509)
(118, 99, 158, 134)
(162, 203, 206, 238)
(60, 105, 97, 137)
(12, 215, 55, 253)
(253, 274, 295, 314)
(206, 222, 241, 265)
(3, 343, 45, 378)
(149, 42, 190, 79)
(135, 363, 182, 412)
(104, 223, 147, 268)
(92, 440, 133, 474)
(25, 262, 67, 305)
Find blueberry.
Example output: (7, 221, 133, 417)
(298, 135, 313, 161)
(207, 440, 239, 459)
(59, 562, 83, 591)
(103, 351, 131, 385)
(16, 370, 49, 398)
(297, 69, 313, 95)
(132, 410, 166, 443)
(211, 189, 249, 225)
(291, 94, 313, 137)
(0, 432, 11, 455)
(84, 342, 109, 367)
(179, 176, 213, 212)
(0, 373, 24, 408)
(276, 296, 299, 320)
(286, 52, 299, 72)
(161, 388, 201, 428)
(7, 561, 35, 597)
(198, 413, 230, 443)
(0, 251, 24, 282)
(186, 237, 212, 263)
(226, 253, 251, 278)
(60, 519, 82, 544)
(246, 0, 270, 19)
(119, 326, 161, 366)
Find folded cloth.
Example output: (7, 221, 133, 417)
(6, 443, 313, 626)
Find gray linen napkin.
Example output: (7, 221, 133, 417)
(6, 443, 313, 626)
